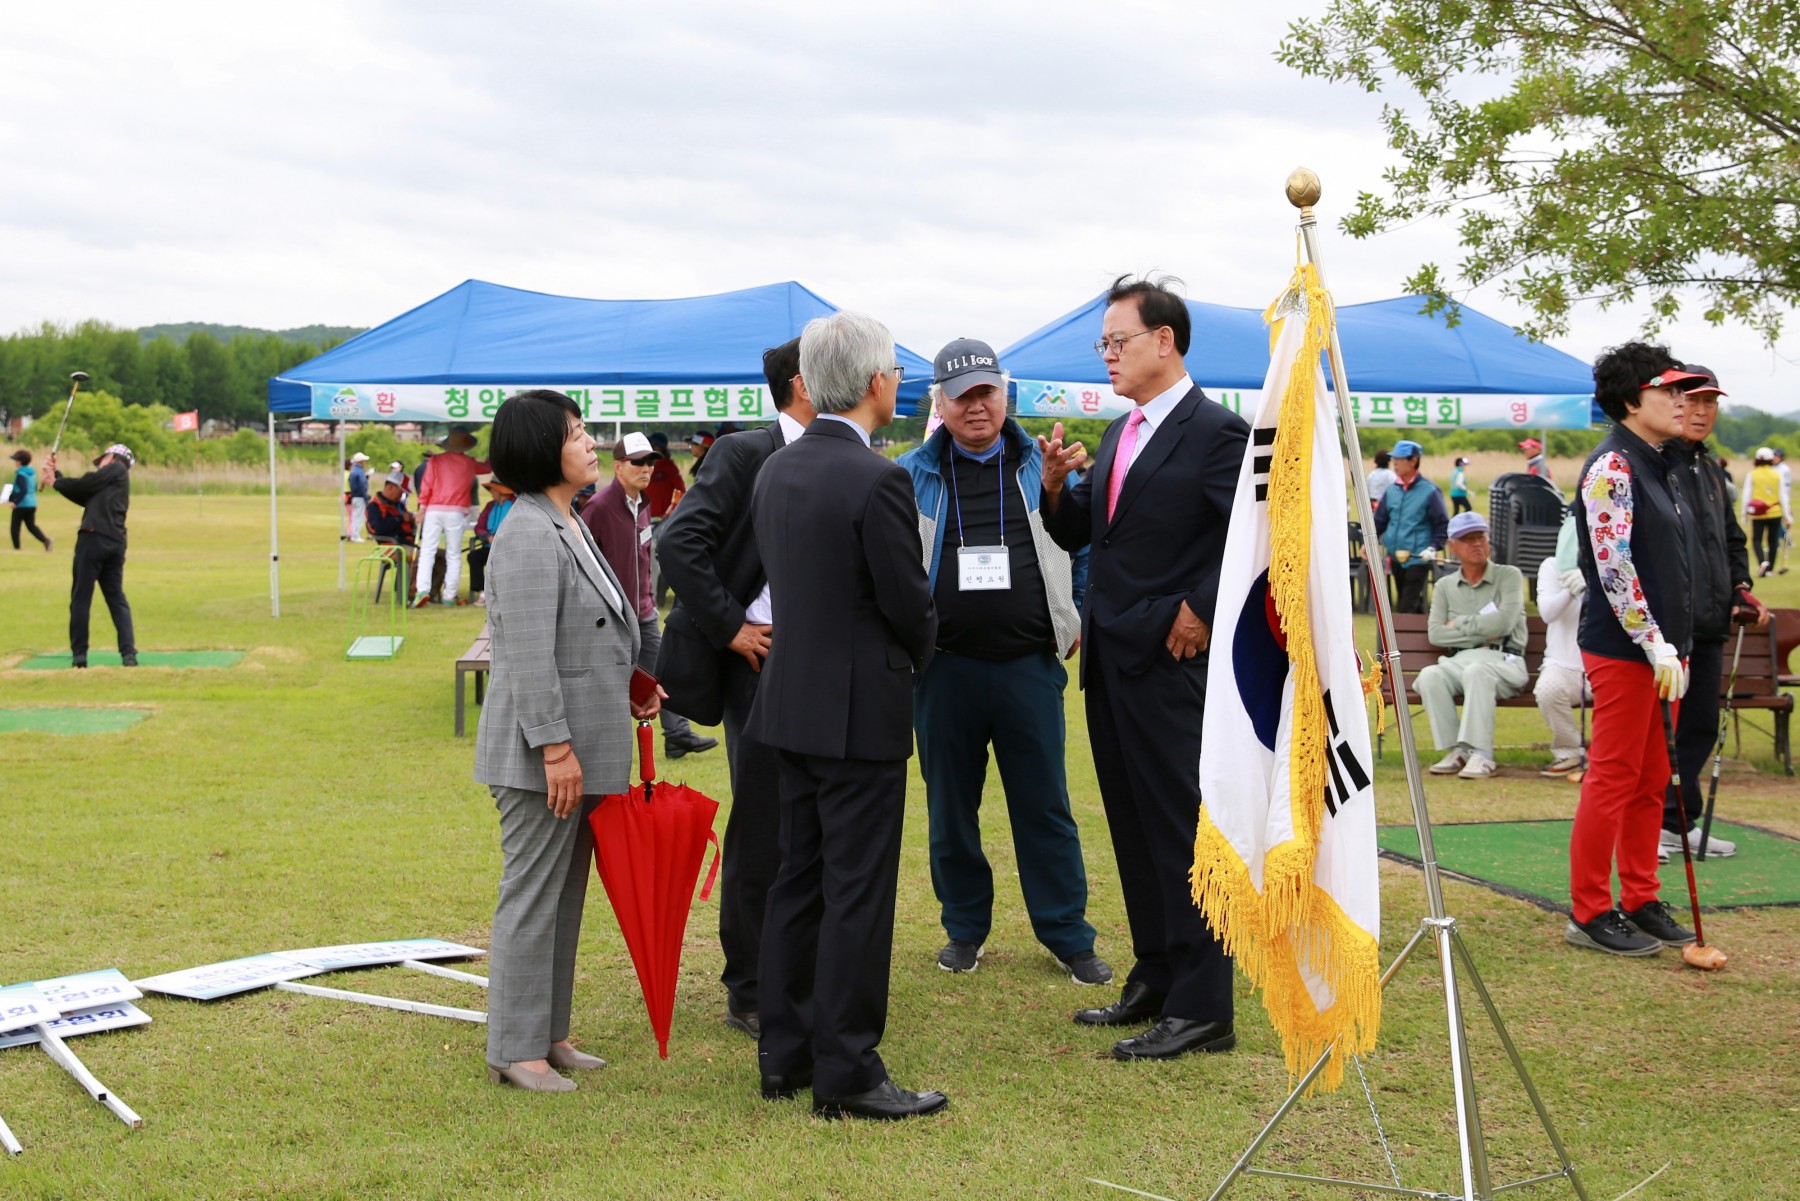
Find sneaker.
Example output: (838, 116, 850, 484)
(43, 536, 53, 552)
(1759, 562, 1772, 577)
(1058, 950, 1115, 986)
(1429, 748, 1471, 775)
(1659, 826, 1736, 860)
(411, 590, 432, 609)
(1540, 754, 1584, 778)
(1564, 909, 1662, 957)
(1622, 899, 1696, 946)
(121, 653, 138, 667)
(1457, 753, 1499, 780)
(71, 656, 87, 669)
(474, 592, 487, 607)
(937, 940, 983, 973)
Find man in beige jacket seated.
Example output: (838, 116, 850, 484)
(1418, 511, 1529, 779)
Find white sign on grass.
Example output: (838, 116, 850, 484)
(279, 939, 486, 972)
(0, 1003, 152, 1051)
(0, 984, 58, 1036)
(33, 969, 141, 1013)
(135, 954, 318, 1001)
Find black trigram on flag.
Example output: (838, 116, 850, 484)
(1251, 426, 1275, 503)
(1321, 689, 1370, 817)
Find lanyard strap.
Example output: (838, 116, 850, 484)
(948, 448, 1005, 548)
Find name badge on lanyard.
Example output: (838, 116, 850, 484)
(958, 545, 1011, 591)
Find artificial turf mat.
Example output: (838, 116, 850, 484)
(17, 650, 244, 670)
(1378, 818, 1800, 911)
(0, 707, 147, 734)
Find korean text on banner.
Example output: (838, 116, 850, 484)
(1191, 263, 1382, 1093)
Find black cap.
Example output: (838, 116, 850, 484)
(933, 338, 1004, 399)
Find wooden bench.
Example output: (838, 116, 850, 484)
(1380, 611, 1792, 771)
(455, 621, 491, 737)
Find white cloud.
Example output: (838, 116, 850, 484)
(2, 0, 1796, 411)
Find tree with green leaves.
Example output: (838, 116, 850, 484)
(1280, 1, 1800, 343)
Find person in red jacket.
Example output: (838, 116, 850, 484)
(580, 434, 718, 760)
(413, 426, 490, 607)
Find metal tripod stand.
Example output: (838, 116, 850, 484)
(1201, 171, 1593, 1201)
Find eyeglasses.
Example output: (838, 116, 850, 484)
(1094, 329, 1158, 359)
(893, 365, 905, 381)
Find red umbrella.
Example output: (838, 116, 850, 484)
(589, 721, 721, 1058)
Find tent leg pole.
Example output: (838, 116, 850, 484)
(269, 413, 281, 618)
(337, 421, 347, 592)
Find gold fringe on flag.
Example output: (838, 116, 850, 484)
(1190, 261, 1381, 1093)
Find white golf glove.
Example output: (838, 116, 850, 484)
(1560, 568, 1586, 597)
(1419, 546, 1438, 564)
(1643, 638, 1688, 700)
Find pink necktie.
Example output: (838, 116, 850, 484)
(1106, 408, 1147, 522)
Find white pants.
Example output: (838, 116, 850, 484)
(348, 497, 367, 541)
(1416, 647, 1529, 759)
(1533, 661, 1590, 760)
(415, 507, 468, 600)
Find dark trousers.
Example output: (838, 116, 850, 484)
(70, 532, 135, 659)
(633, 613, 694, 740)
(1084, 630, 1233, 1021)
(1667, 636, 1725, 834)
(1393, 562, 1431, 613)
(11, 507, 48, 548)
(1752, 517, 1782, 569)
(718, 654, 782, 1012)
(913, 649, 1095, 958)
(1451, 495, 1472, 515)
(757, 751, 907, 1098)
(468, 543, 489, 594)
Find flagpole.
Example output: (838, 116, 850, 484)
(1286, 165, 1491, 1201)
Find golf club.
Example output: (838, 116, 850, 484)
(49, 370, 90, 457)
(1660, 700, 1728, 970)
(1699, 620, 1748, 860)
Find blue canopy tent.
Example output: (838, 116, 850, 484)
(262, 279, 933, 616)
(1000, 294, 1600, 430)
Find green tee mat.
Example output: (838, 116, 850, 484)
(17, 651, 244, 670)
(1377, 819, 1800, 911)
(0, 708, 147, 734)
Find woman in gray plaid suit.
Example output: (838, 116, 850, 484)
(475, 390, 660, 1092)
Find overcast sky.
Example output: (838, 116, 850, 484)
(5, 1, 1798, 412)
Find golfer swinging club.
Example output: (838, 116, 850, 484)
(41, 444, 138, 669)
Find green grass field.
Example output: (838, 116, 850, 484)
(2, 494, 1797, 1200)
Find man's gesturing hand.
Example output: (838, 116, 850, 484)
(1036, 421, 1087, 495)
(730, 622, 772, 671)
(1166, 600, 1210, 661)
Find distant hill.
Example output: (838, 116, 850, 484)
(137, 322, 366, 346)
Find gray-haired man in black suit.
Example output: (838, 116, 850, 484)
(746, 311, 944, 1121)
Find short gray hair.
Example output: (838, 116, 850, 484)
(798, 311, 894, 414)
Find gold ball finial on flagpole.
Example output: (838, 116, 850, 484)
(1286, 167, 1322, 210)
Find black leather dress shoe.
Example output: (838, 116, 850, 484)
(1074, 980, 1166, 1027)
(812, 1078, 949, 1121)
(760, 1070, 810, 1101)
(725, 1008, 761, 1040)
(1112, 1018, 1236, 1061)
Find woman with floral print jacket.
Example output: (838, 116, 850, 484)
(1565, 343, 1708, 959)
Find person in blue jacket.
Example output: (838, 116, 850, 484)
(9, 449, 51, 551)
(896, 338, 1110, 987)
(1373, 439, 1449, 612)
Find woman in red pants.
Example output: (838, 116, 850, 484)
(1567, 344, 1708, 957)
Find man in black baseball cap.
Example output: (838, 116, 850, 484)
(897, 338, 1110, 987)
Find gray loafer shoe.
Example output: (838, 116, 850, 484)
(487, 1063, 577, 1092)
(546, 1044, 607, 1072)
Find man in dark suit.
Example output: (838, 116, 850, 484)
(1039, 274, 1249, 1060)
(655, 336, 816, 1041)
(746, 310, 944, 1120)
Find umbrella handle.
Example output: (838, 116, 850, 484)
(699, 828, 722, 901)
(637, 720, 655, 785)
